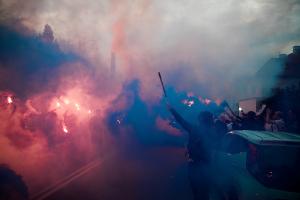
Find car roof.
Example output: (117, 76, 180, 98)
(230, 130, 300, 146)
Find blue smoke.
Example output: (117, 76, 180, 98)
(0, 24, 81, 97)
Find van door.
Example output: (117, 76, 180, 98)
(212, 134, 249, 197)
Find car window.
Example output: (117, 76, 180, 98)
(219, 134, 248, 154)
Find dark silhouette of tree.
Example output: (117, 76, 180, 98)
(41, 24, 54, 43)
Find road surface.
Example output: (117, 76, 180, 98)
(37, 146, 193, 200)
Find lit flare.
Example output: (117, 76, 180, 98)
(62, 123, 68, 133)
(7, 96, 13, 104)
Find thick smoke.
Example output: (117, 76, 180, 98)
(1, 0, 300, 196)
(0, 24, 80, 97)
(0, 23, 117, 194)
(1, 0, 300, 98)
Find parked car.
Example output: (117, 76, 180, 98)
(211, 130, 300, 200)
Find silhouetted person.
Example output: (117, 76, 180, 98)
(0, 165, 28, 200)
(286, 109, 299, 133)
(167, 104, 214, 200)
(214, 116, 228, 139)
(241, 111, 264, 131)
(265, 108, 285, 132)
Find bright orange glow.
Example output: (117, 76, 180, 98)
(188, 100, 194, 107)
(182, 99, 194, 107)
(198, 96, 212, 105)
(75, 103, 80, 111)
(7, 96, 13, 104)
(62, 124, 68, 133)
(215, 98, 222, 106)
(204, 98, 211, 105)
(64, 99, 70, 105)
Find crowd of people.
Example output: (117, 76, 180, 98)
(167, 86, 300, 200)
(216, 105, 299, 135)
(216, 85, 300, 135)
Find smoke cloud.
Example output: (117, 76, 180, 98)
(0, 0, 300, 195)
(1, 0, 300, 98)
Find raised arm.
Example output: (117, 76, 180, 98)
(168, 106, 192, 133)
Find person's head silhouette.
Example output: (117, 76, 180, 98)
(0, 165, 28, 200)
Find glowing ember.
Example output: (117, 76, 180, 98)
(183, 99, 194, 107)
(188, 100, 194, 107)
(204, 98, 211, 105)
(198, 96, 212, 105)
(7, 96, 13, 104)
(62, 124, 68, 133)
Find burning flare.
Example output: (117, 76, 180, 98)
(7, 96, 13, 104)
(182, 99, 195, 107)
(62, 123, 68, 133)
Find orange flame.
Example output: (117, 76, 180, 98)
(7, 96, 13, 104)
(198, 96, 212, 105)
(182, 99, 194, 107)
(62, 123, 68, 133)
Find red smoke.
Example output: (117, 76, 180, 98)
(0, 81, 116, 194)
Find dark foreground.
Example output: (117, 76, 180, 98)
(42, 146, 193, 200)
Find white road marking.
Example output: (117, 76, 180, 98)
(30, 159, 102, 200)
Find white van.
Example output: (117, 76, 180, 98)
(212, 130, 300, 200)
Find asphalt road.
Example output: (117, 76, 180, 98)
(43, 146, 193, 200)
